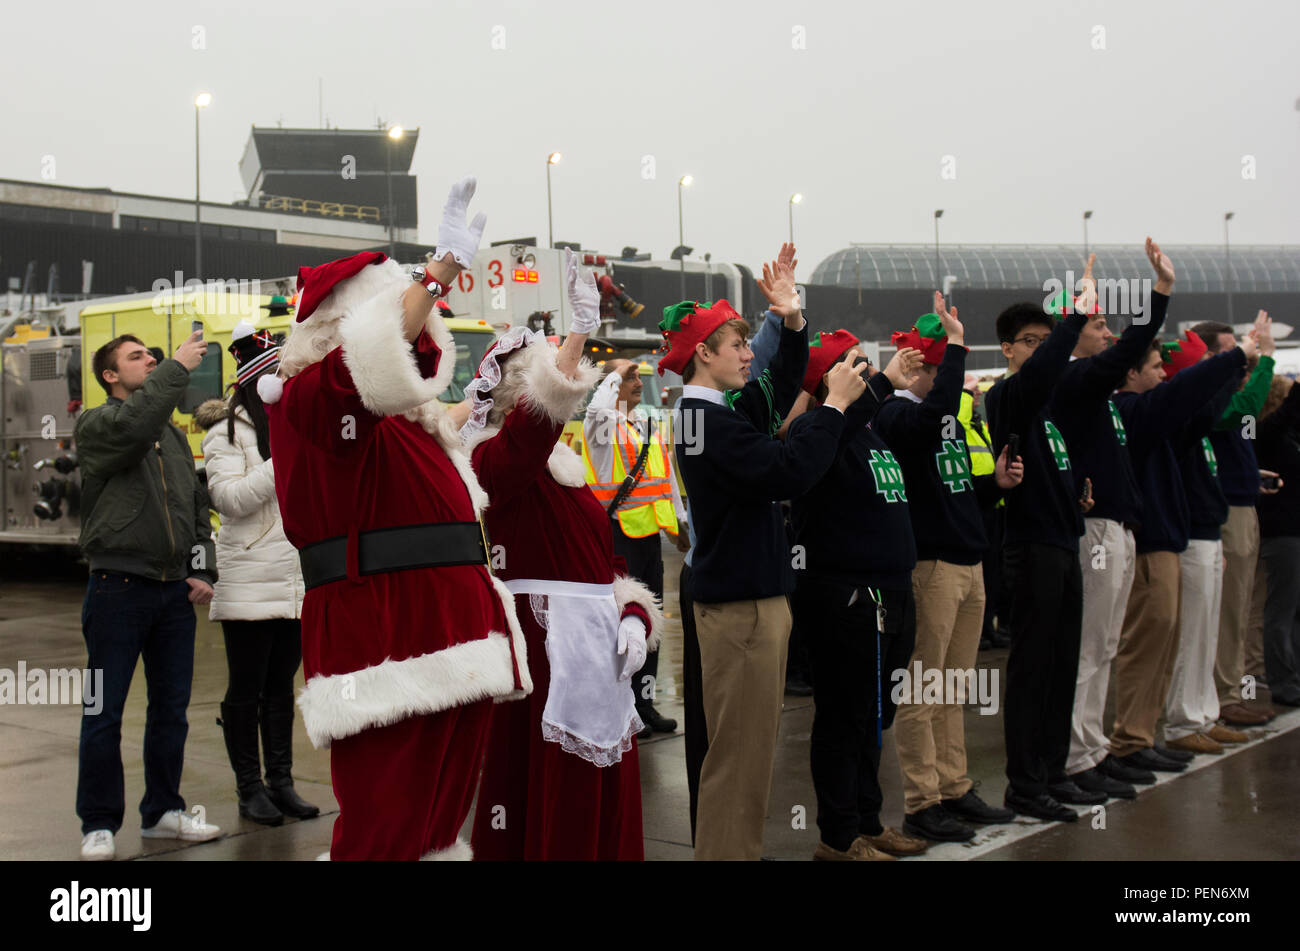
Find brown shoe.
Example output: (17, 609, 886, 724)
(812, 839, 897, 862)
(859, 828, 929, 857)
(1219, 703, 1269, 726)
(1165, 733, 1223, 755)
(1206, 723, 1249, 744)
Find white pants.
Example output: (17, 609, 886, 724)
(1165, 539, 1224, 739)
(1067, 518, 1136, 775)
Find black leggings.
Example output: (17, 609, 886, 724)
(221, 618, 302, 707)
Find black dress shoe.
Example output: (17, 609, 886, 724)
(1118, 748, 1186, 773)
(1097, 754, 1155, 785)
(267, 783, 320, 820)
(1070, 767, 1137, 800)
(1047, 778, 1107, 805)
(1004, 789, 1078, 822)
(637, 705, 678, 733)
(1152, 744, 1193, 763)
(902, 804, 975, 842)
(941, 789, 1014, 824)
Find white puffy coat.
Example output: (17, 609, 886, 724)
(199, 403, 304, 621)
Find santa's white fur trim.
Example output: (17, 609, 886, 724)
(489, 574, 533, 702)
(613, 574, 665, 652)
(420, 839, 473, 861)
(499, 340, 601, 427)
(297, 632, 524, 748)
(547, 442, 587, 487)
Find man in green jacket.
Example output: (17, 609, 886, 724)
(76, 329, 222, 861)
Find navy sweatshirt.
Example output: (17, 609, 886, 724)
(1049, 292, 1168, 530)
(985, 312, 1089, 553)
(676, 323, 846, 604)
(1210, 355, 1274, 506)
(1256, 382, 1300, 539)
(1179, 374, 1240, 541)
(791, 371, 915, 590)
(873, 345, 997, 566)
(1112, 347, 1248, 554)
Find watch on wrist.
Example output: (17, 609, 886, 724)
(411, 265, 449, 298)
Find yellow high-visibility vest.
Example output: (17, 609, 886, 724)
(959, 391, 995, 477)
(582, 417, 678, 538)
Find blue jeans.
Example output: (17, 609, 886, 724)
(76, 571, 196, 834)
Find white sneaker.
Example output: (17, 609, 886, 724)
(141, 809, 221, 842)
(81, 829, 116, 861)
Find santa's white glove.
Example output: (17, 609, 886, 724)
(616, 615, 648, 682)
(566, 248, 602, 335)
(433, 176, 487, 269)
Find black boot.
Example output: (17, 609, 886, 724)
(219, 701, 283, 826)
(260, 695, 320, 819)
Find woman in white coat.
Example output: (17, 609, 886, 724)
(196, 318, 318, 826)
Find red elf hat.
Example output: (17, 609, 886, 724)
(657, 299, 743, 376)
(802, 329, 860, 395)
(294, 251, 388, 322)
(1161, 330, 1208, 379)
(891, 312, 949, 365)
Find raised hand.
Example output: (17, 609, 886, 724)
(823, 348, 868, 410)
(884, 346, 924, 390)
(434, 176, 487, 269)
(565, 248, 601, 334)
(1254, 310, 1275, 357)
(1240, 330, 1259, 362)
(757, 244, 802, 319)
(173, 329, 207, 372)
(1077, 253, 1098, 315)
(1146, 236, 1175, 293)
(934, 290, 964, 346)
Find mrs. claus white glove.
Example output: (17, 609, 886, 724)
(616, 615, 648, 682)
(566, 248, 602, 335)
(433, 176, 487, 269)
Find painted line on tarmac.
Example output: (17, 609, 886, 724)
(911, 706, 1300, 861)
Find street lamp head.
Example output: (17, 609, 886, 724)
(1084, 210, 1093, 219)
(790, 193, 803, 205)
(1225, 211, 1235, 221)
(548, 152, 562, 165)
(679, 174, 693, 188)
(387, 125, 404, 140)
(195, 93, 212, 108)
(934, 209, 944, 219)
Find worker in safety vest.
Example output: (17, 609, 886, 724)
(584, 360, 688, 738)
(960, 375, 1008, 650)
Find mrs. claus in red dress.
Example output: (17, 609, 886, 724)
(464, 256, 663, 861)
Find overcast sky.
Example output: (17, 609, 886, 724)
(3, 0, 1297, 279)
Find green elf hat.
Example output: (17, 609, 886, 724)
(657, 299, 742, 376)
(1160, 330, 1208, 380)
(891, 312, 949, 365)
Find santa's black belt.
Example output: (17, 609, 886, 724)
(299, 521, 489, 590)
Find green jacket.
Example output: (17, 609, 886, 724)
(1215, 354, 1274, 431)
(76, 359, 217, 584)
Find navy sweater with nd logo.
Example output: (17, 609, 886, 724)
(873, 345, 1000, 566)
(985, 312, 1088, 554)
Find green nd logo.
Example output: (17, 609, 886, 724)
(1109, 399, 1128, 446)
(935, 440, 974, 493)
(869, 449, 907, 503)
(1202, 437, 1218, 477)
(1043, 419, 1071, 471)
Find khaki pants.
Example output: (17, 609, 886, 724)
(894, 560, 984, 813)
(1215, 506, 1260, 704)
(1166, 539, 1224, 739)
(1110, 551, 1181, 757)
(1068, 519, 1137, 774)
(693, 596, 791, 861)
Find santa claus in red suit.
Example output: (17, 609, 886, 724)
(258, 178, 531, 861)
(463, 251, 663, 861)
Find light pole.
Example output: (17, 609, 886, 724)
(1083, 210, 1093, 259)
(933, 209, 944, 293)
(194, 92, 211, 281)
(546, 152, 561, 248)
(1224, 211, 1235, 322)
(788, 192, 802, 244)
(678, 174, 692, 299)
(386, 125, 404, 258)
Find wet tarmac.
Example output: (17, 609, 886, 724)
(2, 545, 1296, 861)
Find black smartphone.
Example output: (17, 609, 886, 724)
(1082, 478, 1093, 504)
(191, 320, 204, 335)
(1007, 433, 1021, 463)
(1262, 475, 1281, 491)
